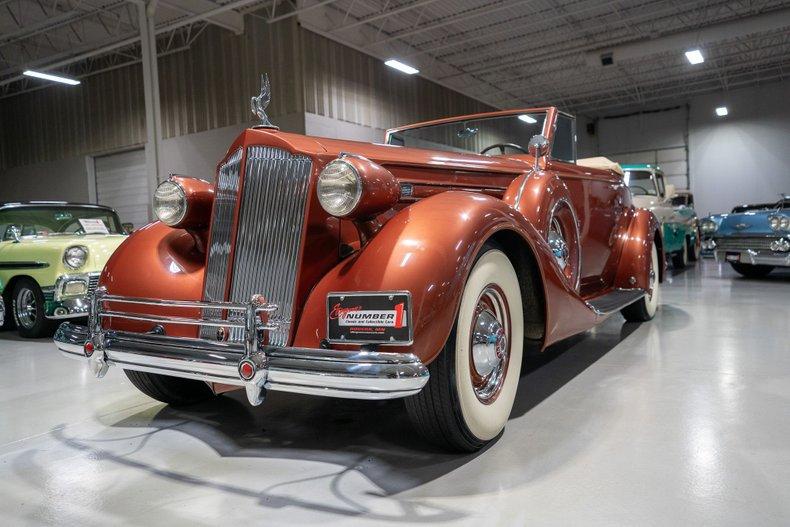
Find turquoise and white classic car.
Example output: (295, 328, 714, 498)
(623, 164, 700, 268)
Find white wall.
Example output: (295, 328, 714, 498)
(689, 81, 790, 216)
(304, 112, 387, 144)
(580, 79, 790, 215)
(1, 156, 90, 203)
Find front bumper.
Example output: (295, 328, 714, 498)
(45, 272, 100, 319)
(53, 290, 429, 405)
(714, 249, 790, 267)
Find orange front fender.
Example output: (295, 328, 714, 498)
(293, 191, 597, 363)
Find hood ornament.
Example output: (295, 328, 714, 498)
(251, 73, 278, 129)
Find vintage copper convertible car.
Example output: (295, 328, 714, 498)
(55, 102, 662, 451)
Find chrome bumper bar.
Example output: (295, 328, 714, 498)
(714, 249, 790, 267)
(53, 289, 428, 405)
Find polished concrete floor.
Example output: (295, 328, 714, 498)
(1, 260, 789, 526)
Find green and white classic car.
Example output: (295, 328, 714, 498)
(0, 202, 127, 338)
(623, 164, 700, 268)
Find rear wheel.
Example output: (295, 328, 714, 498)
(622, 241, 660, 322)
(12, 278, 55, 338)
(0, 292, 14, 331)
(124, 370, 214, 406)
(405, 245, 524, 452)
(671, 240, 688, 268)
(730, 262, 774, 278)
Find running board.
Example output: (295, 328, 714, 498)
(585, 289, 646, 316)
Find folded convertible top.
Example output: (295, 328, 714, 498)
(577, 157, 624, 176)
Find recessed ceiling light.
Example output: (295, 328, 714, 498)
(685, 49, 704, 65)
(518, 114, 537, 124)
(384, 59, 419, 75)
(715, 106, 729, 117)
(23, 70, 80, 85)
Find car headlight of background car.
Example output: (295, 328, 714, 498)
(700, 219, 718, 234)
(63, 245, 88, 269)
(769, 214, 790, 232)
(317, 156, 400, 219)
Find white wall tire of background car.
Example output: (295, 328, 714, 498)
(454, 248, 524, 442)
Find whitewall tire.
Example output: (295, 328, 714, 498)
(406, 245, 524, 451)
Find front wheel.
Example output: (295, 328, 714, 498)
(687, 232, 701, 262)
(730, 262, 774, 278)
(124, 370, 215, 406)
(622, 241, 660, 322)
(405, 245, 524, 452)
(12, 278, 55, 338)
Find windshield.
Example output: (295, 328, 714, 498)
(387, 112, 547, 156)
(624, 170, 657, 196)
(0, 206, 123, 240)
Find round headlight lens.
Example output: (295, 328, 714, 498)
(153, 180, 187, 226)
(317, 159, 362, 217)
(700, 219, 718, 234)
(780, 216, 790, 231)
(769, 216, 781, 231)
(63, 246, 88, 270)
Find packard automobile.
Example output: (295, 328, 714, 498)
(623, 164, 700, 268)
(1, 202, 127, 338)
(704, 195, 790, 278)
(54, 96, 663, 451)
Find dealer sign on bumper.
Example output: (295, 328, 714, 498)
(327, 292, 412, 344)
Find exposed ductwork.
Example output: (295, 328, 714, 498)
(585, 8, 790, 67)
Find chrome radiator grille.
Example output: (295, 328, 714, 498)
(229, 146, 312, 346)
(714, 236, 778, 251)
(200, 148, 243, 339)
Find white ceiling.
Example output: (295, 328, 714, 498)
(2, 0, 790, 115)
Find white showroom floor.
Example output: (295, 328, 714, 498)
(1, 260, 789, 526)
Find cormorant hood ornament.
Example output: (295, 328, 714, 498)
(251, 73, 277, 129)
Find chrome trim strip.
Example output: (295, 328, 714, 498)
(201, 148, 243, 337)
(54, 322, 429, 402)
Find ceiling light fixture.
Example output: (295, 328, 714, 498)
(23, 70, 80, 85)
(715, 106, 729, 117)
(685, 49, 704, 65)
(384, 59, 419, 75)
(518, 114, 537, 124)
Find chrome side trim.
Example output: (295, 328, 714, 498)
(231, 146, 313, 346)
(201, 148, 243, 338)
(54, 322, 429, 402)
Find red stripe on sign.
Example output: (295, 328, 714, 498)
(394, 303, 405, 328)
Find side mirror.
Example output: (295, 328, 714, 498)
(527, 134, 550, 158)
(122, 223, 134, 234)
(665, 183, 677, 200)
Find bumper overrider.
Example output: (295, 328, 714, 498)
(53, 288, 429, 406)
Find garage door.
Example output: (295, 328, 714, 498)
(94, 149, 150, 228)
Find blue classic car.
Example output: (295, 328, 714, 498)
(701, 196, 790, 277)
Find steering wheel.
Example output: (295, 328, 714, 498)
(629, 186, 649, 196)
(480, 143, 528, 156)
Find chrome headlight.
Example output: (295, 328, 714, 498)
(317, 159, 362, 217)
(63, 246, 88, 270)
(780, 215, 790, 231)
(153, 180, 187, 226)
(700, 219, 718, 234)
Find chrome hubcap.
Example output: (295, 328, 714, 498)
(15, 288, 37, 329)
(470, 286, 510, 404)
(548, 217, 569, 271)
